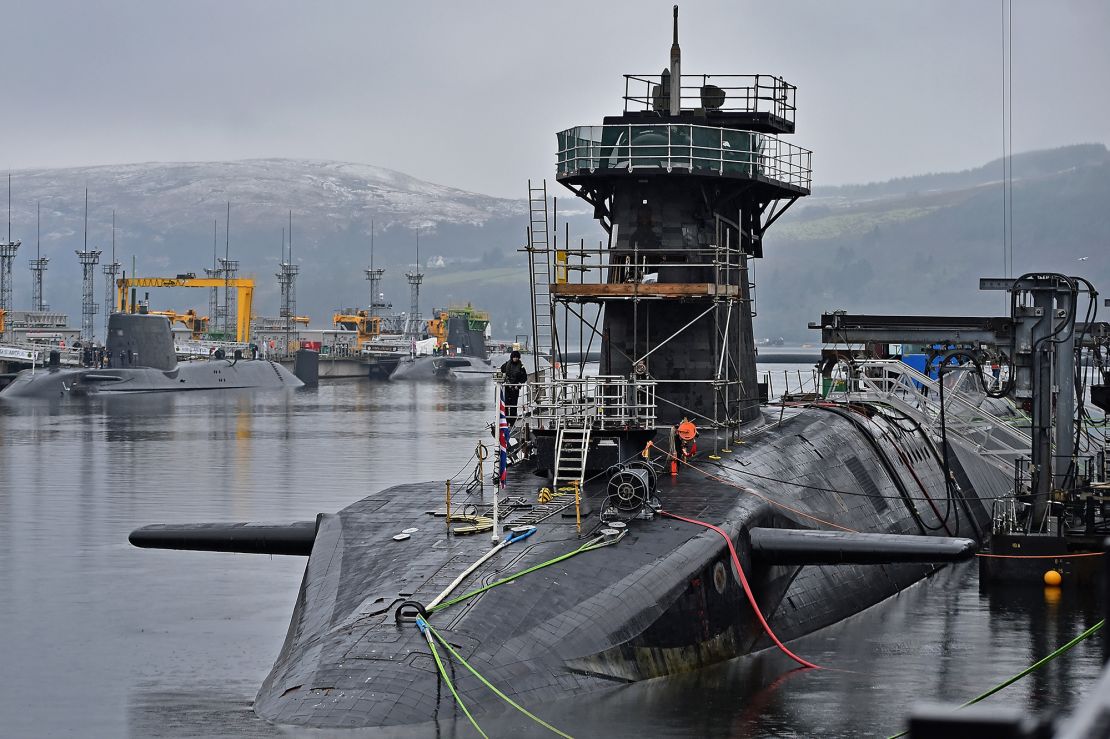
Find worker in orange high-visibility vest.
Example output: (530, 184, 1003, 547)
(671, 419, 697, 475)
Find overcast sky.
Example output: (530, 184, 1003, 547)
(3, 0, 1108, 198)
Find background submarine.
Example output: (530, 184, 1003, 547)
(131, 7, 1018, 732)
(1, 311, 301, 398)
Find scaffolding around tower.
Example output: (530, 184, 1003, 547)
(76, 248, 102, 342)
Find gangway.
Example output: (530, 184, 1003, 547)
(825, 359, 1030, 476)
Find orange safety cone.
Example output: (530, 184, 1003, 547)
(670, 458, 678, 476)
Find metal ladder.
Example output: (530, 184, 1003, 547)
(554, 423, 591, 489)
(527, 180, 553, 371)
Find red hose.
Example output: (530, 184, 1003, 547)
(660, 510, 821, 670)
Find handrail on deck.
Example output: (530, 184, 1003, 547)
(530, 374, 658, 431)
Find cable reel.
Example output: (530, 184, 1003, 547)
(606, 462, 657, 512)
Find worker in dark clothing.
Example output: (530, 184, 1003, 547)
(499, 350, 528, 426)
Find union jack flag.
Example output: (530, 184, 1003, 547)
(498, 388, 511, 487)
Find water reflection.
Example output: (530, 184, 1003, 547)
(0, 378, 1104, 737)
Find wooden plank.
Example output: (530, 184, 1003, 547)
(549, 283, 739, 298)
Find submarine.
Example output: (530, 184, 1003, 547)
(391, 306, 496, 381)
(1, 311, 302, 398)
(130, 8, 1024, 733)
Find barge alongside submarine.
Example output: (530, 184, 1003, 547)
(1, 312, 301, 398)
(131, 9, 1029, 732)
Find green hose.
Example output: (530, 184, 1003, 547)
(428, 537, 605, 613)
(421, 620, 488, 738)
(423, 619, 574, 738)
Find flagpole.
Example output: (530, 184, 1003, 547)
(492, 380, 501, 544)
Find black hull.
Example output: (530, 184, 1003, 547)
(0, 359, 303, 398)
(251, 404, 1008, 729)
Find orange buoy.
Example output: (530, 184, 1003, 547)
(1043, 570, 1062, 587)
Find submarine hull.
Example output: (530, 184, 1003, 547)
(390, 355, 495, 382)
(251, 404, 1007, 730)
(0, 359, 302, 398)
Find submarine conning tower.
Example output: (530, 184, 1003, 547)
(544, 5, 811, 430)
(105, 312, 177, 370)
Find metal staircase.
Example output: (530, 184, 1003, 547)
(554, 423, 592, 489)
(526, 180, 554, 371)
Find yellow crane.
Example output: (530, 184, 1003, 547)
(147, 309, 210, 339)
(332, 310, 381, 349)
(117, 276, 255, 343)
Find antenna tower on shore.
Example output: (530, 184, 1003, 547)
(404, 230, 423, 339)
(0, 175, 21, 337)
(102, 211, 121, 335)
(76, 189, 102, 343)
(203, 219, 221, 334)
(277, 212, 299, 352)
(217, 204, 238, 339)
(30, 202, 48, 312)
(365, 221, 388, 319)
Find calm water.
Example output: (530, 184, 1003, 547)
(0, 371, 1104, 738)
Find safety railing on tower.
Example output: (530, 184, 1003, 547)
(556, 124, 811, 191)
(530, 375, 657, 431)
(622, 74, 797, 123)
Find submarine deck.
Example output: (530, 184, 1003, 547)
(252, 402, 1007, 729)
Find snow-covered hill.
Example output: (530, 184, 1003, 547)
(2, 159, 545, 329)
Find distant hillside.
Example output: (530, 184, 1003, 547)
(4, 146, 1107, 342)
(810, 143, 1110, 202)
(754, 143, 1110, 341)
(1, 159, 535, 335)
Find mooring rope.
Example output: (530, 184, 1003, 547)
(887, 619, 1105, 738)
(418, 617, 574, 738)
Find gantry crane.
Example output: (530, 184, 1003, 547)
(116, 276, 255, 343)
